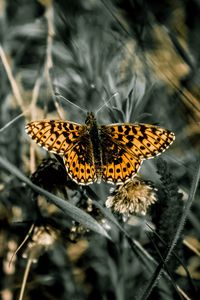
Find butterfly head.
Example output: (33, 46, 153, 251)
(85, 112, 96, 128)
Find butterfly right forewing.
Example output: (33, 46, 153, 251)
(101, 123, 175, 159)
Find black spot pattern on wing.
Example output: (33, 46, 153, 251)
(25, 113, 175, 186)
(101, 123, 175, 159)
(100, 128, 142, 184)
(64, 134, 97, 185)
(25, 120, 84, 154)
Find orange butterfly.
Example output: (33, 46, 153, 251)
(25, 112, 175, 185)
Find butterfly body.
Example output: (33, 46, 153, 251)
(85, 113, 103, 183)
(25, 112, 175, 185)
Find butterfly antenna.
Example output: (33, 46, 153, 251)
(55, 92, 87, 114)
(95, 92, 119, 115)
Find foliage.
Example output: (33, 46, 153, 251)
(0, 1, 200, 299)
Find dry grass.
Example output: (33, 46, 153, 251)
(0, 1, 199, 300)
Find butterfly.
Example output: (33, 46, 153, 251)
(25, 112, 175, 185)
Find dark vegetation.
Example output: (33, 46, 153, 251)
(0, 1, 200, 299)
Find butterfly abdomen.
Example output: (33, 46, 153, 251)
(86, 116, 102, 181)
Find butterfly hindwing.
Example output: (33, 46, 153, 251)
(100, 129, 143, 184)
(102, 152, 142, 184)
(63, 135, 97, 185)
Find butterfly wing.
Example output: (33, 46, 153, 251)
(25, 120, 97, 185)
(100, 123, 175, 184)
(100, 128, 142, 184)
(25, 120, 84, 154)
(101, 123, 175, 159)
(63, 135, 97, 185)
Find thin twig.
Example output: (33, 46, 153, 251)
(183, 238, 200, 257)
(30, 77, 43, 112)
(9, 224, 35, 267)
(176, 286, 192, 300)
(44, 4, 55, 99)
(44, 4, 54, 74)
(29, 77, 43, 173)
(18, 259, 32, 300)
(0, 45, 25, 111)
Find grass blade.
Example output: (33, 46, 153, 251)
(0, 155, 111, 240)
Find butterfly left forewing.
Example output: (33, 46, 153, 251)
(25, 120, 83, 154)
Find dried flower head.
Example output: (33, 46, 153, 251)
(106, 177, 157, 215)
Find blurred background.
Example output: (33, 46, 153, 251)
(0, 0, 200, 299)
